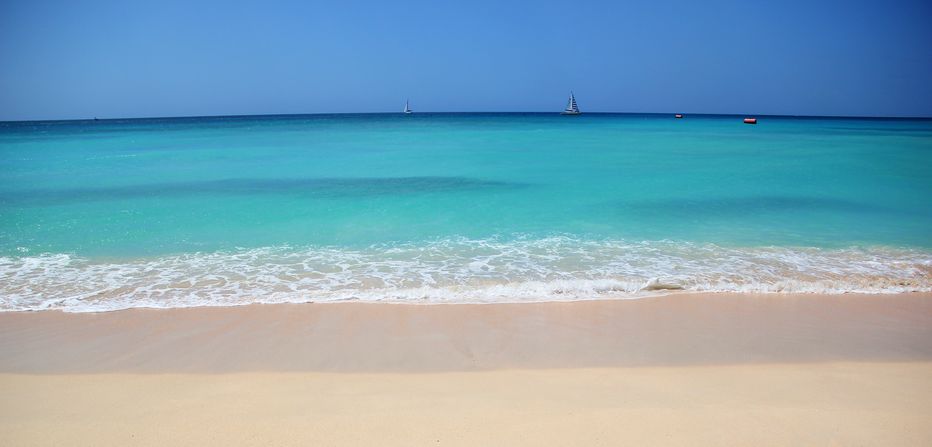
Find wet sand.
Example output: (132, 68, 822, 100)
(2, 292, 931, 445)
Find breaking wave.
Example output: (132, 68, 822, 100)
(1, 236, 930, 312)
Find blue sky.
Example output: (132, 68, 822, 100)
(1, 0, 931, 120)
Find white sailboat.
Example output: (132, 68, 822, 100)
(561, 92, 581, 115)
(404, 99, 413, 114)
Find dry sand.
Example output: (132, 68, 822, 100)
(2, 293, 932, 446)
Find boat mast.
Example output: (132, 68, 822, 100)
(564, 92, 580, 114)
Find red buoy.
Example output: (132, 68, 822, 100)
(743, 118, 757, 124)
(674, 114, 683, 119)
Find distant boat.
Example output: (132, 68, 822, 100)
(743, 118, 757, 124)
(561, 92, 581, 115)
(675, 114, 684, 119)
(404, 100, 413, 114)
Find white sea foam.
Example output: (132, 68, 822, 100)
(1, 237, 930, 312)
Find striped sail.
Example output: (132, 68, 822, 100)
(563, 92, 580, 114)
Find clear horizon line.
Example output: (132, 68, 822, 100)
(3, 110, 932, 124)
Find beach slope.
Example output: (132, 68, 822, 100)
(2, 293, 931, 446)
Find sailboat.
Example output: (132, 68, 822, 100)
(403, 99, 413, 114)
(561, 92, 581, 115)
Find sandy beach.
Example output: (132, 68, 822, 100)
(2, 292, 932, 446)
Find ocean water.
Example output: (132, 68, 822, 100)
(1, 113, 930, 311)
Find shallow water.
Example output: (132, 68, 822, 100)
(1, 113, 930, 311)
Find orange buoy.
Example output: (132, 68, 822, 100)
(743, 118, 757, 124)
(674, 114, 683, 119)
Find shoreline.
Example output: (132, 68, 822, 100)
(5, 240, 929, 313)
(3, 292, 931, 373)
(9, 288, 932, 314)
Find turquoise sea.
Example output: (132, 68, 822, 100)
(1, 113, 930, 311)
